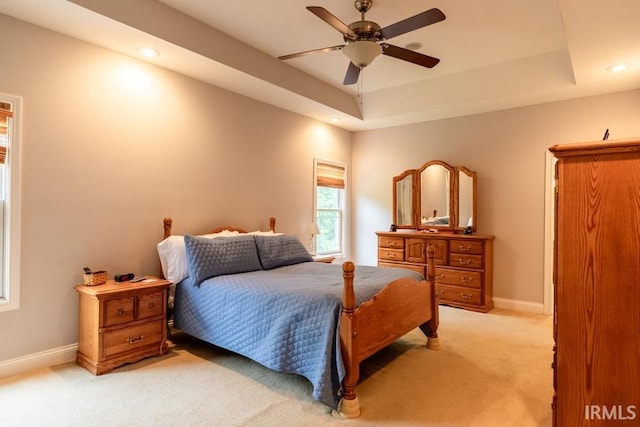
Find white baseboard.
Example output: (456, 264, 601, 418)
(0, 343, 77, 379)
(493, 297, 545, 314)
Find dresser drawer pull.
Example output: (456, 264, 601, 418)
(459, 293, 473, 299)
(126, 334, 144, 345)
(117, 308, 125, 315)
(386, 252, 395, 257)
(458, 245, 472, 252)
(438, 290, 445, 296)
(460, 276, 474, 283)
(457, 259, 473, 265)
(147, 303, 155, 309)
(435, 274, 444, 279)
(387, 241, 398, 246)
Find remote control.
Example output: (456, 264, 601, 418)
(130, 276, 145, 283)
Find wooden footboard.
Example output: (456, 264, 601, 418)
(337, 246, 439, 418)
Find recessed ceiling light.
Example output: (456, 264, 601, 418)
(404, 42, 423, 51)
(137, 47, 159, 58)
(607, 63, 628, 72)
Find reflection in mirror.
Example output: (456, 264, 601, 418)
(393, 170, 415, 228)
(457, 167, 476, 229)
(420, 164, 451, 226)
(395, 173, 414, 226)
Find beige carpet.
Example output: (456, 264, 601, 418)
(0, 306, 553, 426)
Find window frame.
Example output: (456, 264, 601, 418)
(313, 159, 347, 257)
(0, 93, 22, 312)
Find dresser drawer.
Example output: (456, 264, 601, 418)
(103, 320, 164, 358)
(379, 236, 405, 249)
(138, 292, 164, 320)
(378, 248, 404, 261)
(450, 240, 483, 255)
(379, 261, 425, 277)
(435, 268, 482, 289)
(436, 284, 482, 306)
(449, 254, 482, 269)
(104, 297, 135, 327)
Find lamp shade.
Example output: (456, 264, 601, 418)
(342, 40, 382, 67)
(308, 222, 320, 236)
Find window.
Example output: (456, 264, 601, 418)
(0, 95, 21, 311)
(314, 160, 346, 256)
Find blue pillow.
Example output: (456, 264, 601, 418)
(254, 235, 313, 270)
(184, 234, 262, 286)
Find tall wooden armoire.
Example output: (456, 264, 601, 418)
(549, 139, 640, 426)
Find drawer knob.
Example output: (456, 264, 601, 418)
(459, 293, 473, 299)
(117, 308, 124, 315)
(458, 259, 473, 265)
(126, 334, 144, 344)
(148, 303, 155, 309)
(458, 245, 472, 251)
(435, 274, 444, 280)
(438, 290, 445, 296)
(461, 276, 474, 283)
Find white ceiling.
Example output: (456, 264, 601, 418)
(1, 0, 640, 131)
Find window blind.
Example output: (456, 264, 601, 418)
(0, 106, 11, 165)
(316, 162, 345, 189)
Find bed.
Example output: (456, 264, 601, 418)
(158, 217, 440, 418)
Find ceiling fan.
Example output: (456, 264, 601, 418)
(278, 0, 446, 85)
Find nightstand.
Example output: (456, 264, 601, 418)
(314, 256, 336, 264)
(74, 277, 172, 375)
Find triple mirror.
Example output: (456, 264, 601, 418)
(392, 160, 477, 232)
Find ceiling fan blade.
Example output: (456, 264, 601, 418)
(382, 44, 440, 68)
(307, 6, 357, 39)
(278, 45, 344, 60)
(343, 62, 361, 85)
(380, 8, 446, 40)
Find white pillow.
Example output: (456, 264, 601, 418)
(157, 230, 240, 283)
(247, 230, 284, 236)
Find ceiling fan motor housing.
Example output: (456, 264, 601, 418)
(346, 21, 382, 42)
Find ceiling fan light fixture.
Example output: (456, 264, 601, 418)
(343, 40, 382, 67)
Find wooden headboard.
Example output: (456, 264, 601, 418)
(162, 217, 277, 240)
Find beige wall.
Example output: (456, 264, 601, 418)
(351, 89, 640, 305)
(0, 14, 351, 361)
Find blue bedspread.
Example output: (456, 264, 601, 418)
(173, 262, 423, 409)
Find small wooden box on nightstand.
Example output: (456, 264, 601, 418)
(74, 277, 172, 375)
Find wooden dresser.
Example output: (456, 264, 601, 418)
(75, 277, 172, 375)
(550, 140, 640, 426)
(377, 231, 494, 312)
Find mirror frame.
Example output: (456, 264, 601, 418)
(456, 166, 477, 232)
(416, 160, 456, 231)
(392, 169, 417, 229)
(392, 160, 478, 232)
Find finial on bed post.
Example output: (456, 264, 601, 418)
(269, 217, 276, 232)
(163, 217, 173, 240)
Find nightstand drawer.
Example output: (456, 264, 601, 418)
(449, 254, 482, 269)
(435, 268, 482, 289)
(104, 297, 135, 327)
(436, 284, 482, 305)
(103, 320, 164, 358)
(378, 248, 404, 261)
(379, 236, 404, 249)
(138, 292, 164, 320)
(450, 240, 483, 255)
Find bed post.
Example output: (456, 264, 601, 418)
(269, 217, 276, 232)
(163, 217, 173, 240)
(335, 261, 360, 418)
(421, 245, 441, 350)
